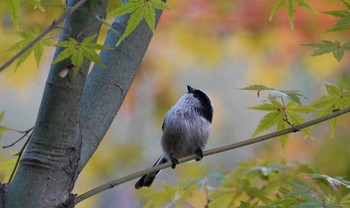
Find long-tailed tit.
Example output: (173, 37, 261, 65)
(135, 85, 213, 189)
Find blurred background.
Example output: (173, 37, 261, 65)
(1, 0, 350, 207)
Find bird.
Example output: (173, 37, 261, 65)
(135, 85, 213, 189)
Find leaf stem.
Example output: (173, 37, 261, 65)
(280, 95, 296, 128)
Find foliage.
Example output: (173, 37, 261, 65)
(303, 40, 350, 62)
(108, 0, 169, 45)
(0, 154, 18, 183)
(0, 0, 170, 73)
(1, 0, 350, 207)
(0, 112, 16, 183)
(312, 82, 350, 138)
(0, 0, 44, 30)
(0, 111, 9, 141)
(240, 84, 308, 105)
(7, 24, 54, 69)
(143, 173, 216, 208)
(307, 174, 350, 190)
(143, 183, 181, 207)
(267, 0, 350, 62)
(322, 0, 350, 33)
(241, 83, 350, 149)
(1, 0, 348, 72)
(269, 0, 317, 30)
(142, 161, 350, 207)
(303, 0, 350, 62)
(7, 30, 110, 72)
(241, 85, 313, 149)
(53, 34, 112, 69)
(251, 100, 313, 148)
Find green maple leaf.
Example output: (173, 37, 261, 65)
(240, 84, 272, 91)
(280, 180, 325, 207)
(0, 0, 44, 30)
(322, 10, 350, 19)
(307, 174, 350, 190)
(312, 82, 350, 138)
(250, 100, 313, 149)
(7, 24, 54, 69)
(269, 0, 317, 30)
(144, 183, 182, 208)
(242, 85, 311, 148)
(108, 0, 169, 45)
(303, 40, 350, 62)
(53, 34, 112, 69)
(241, 84, 307, 105)
(3, 0, 20, 30)
(249, 100, 283, 137)
(322, 0, 350, 33)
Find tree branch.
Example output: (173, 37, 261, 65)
(8, 132, 32, 183)
(74, 106, 350, 205)
(2, 127, 33, 148)
(0, 0, 88, 73)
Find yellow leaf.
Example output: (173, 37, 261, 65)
(181, 185, 209, 208)
(0, 156, 17, 182)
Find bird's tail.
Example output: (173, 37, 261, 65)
(135, 154, 168, 189)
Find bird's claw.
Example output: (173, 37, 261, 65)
(195, 148, 203, 161)
(170, 154, 179, 169)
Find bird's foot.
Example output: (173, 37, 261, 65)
(195, 148, 203, 161)
(170, 154, 179, 169)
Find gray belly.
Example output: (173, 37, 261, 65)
(161, 116, 211, 159)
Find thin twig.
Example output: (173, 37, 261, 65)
(280, 96, 298, 131)
(2, 127, 34, 148)
(74, 106, 350, 205)
(8, 132, 32, 183)
(4, 127, 32, 134)
(0, 0, 88, 73)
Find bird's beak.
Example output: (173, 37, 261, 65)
(187, 85, 195, 93)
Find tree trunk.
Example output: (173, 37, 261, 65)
(2, 0, 165, 207)
(77, 3, 165, 173)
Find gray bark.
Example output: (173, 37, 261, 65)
(77, 4, 164, 173)
(5, 0, 108, 207)
(2, 0, 165, 207)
